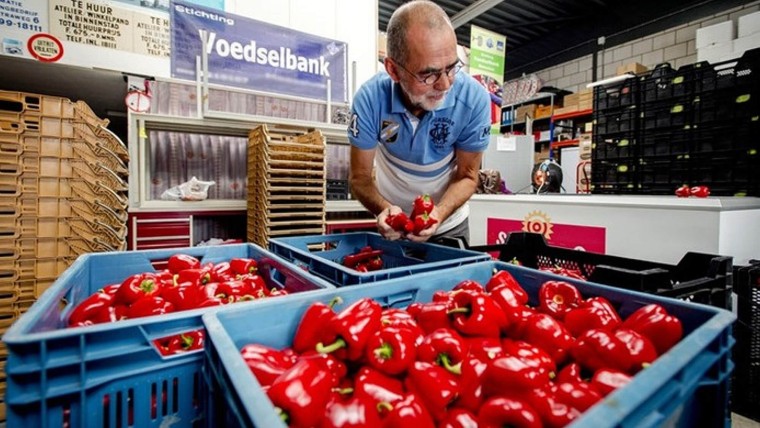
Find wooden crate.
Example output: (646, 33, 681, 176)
(247, 124, 326, 247)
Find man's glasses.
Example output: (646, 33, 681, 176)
(393, 59, 463, 85)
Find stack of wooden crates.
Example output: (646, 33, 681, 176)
(0, 91, 129, 421)
(246, 124, 326, 247)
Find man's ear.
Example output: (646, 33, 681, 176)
(384, 57, 401, 82)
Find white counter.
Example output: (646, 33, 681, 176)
(468, 194, 760, 265)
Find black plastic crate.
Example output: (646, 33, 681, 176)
(691, 121, 760, 155)
(731, 261, 760, 422)
(638, 155, 690, 195)
(591, 158, 637, 183)
(640, 128, 690, 157)
(591, 134, 637, 160)
(468, 232, 733, 310)
(594, 107, 639, 134)
(594, 77, 638, 110)
(688, 150, 760, 197)
(693, 90, 760, 125)
(641, 97, 692, 130)
(326, 179, 349, 200)
(639, 63, 691, 103)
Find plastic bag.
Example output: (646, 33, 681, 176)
(160, 177, 216, 201)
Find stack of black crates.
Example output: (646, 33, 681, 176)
(592, 48, 760, 196)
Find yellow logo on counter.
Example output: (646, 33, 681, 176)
(522, 210, 553, 240)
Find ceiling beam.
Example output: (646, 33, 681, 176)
(450, 0, 504, 29)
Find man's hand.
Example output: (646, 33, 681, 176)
(377, 206, 405, 240)
(406, 206, 441, 242)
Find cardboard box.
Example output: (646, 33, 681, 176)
(739, 11, 760, 38)
(553, 105, 579, 116)
(733, 33, 760, 58)
(535, 104, 553, 119)
(514, 104, 536, 122)
(697, 41, 738, 64)
(563, 93, 580, 106)
(616, 62, 648, 76)
(696, 21, 735, 49)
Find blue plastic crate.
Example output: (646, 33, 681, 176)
(2, 243, 334, 428)
(203, 261, 735, 428)
(268, 232, 492, 286)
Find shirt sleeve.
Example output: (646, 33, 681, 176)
(456, 78, 492, 153)
(347, 80, 379, 150)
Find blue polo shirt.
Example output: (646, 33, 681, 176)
(347, 70, 491, 232)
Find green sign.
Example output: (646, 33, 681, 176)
(469, 25, 506, 131)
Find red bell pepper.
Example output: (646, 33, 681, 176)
(316, 297, 382, 361)
(230, 257, 258, 275)
(691, 185, 710, 197)
(155, 270, 175, 287)
(520, 312, 575, 365)
(538, 280, 582, 320)
(322, 394, 382, 428)
(675, 184, 691, 197)
(115, 272, 162, 305)
(126, 296, 174, 319)
(505, 305, 539, 339)
(241, 343, 296, 388)
(365, 326, 418, 375)
(215, 279, 254, 303)
(380, 308, 424, 339)
(385, 212, 414, 233)
(342, 249, 384, 269)
(452, 279, 485, 293)
(564, 296, 622, 336)
(68, 291, 117, 327)
(411, 212, 438, 235)
(447, 290, 507, 338)
(591, 368, 632, 396)
(411, 193, 434, 219)
(161, 330, 205, 355)
(501, 339, 556, 378)
(477, 396, 542, 428)
(525, 387, 582, 428)
(438, 408, 478, 428)
(353, 366, 405, 405)
(614, 328, 658, 373)
(160, 281, 201, 311)
(404, 361, 460, 422)
(620, 303, 683, 354)
(456, 355, 488, 413)
(378, 393, 435, 428)
(267, 358, 334, 428)
(209, 261, 233, 282)
(298, 350, 347, 387)
(417, 327, 469, 375)
(292, 296, 343, 353)
(167, 253, 200, 274)
(267, 288, 289, 297)
(408, 301, 453, 334)
(552, 381, 603, 412)
(485, 270, 527, 301)
(556, 362, 586, 384)
(464, 336, 503, 360)
(482, 354, 552, 397)
(240, 273, 268, 297)
(571, 328, 646, 374)
(176, 267, 212, 287)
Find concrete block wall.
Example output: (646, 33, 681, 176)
(535, 1, 760, 95)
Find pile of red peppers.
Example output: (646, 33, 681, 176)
(241, 271, 684, 427)
(342, 246, 385, 272)
(67, 253, 290, 346)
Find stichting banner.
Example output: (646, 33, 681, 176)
(170, 0, 348, 103)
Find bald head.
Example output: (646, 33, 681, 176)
(386, 1, 455, 64)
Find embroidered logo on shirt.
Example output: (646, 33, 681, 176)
(430, 120, 451, 150)
(380, 120, 399, 143)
